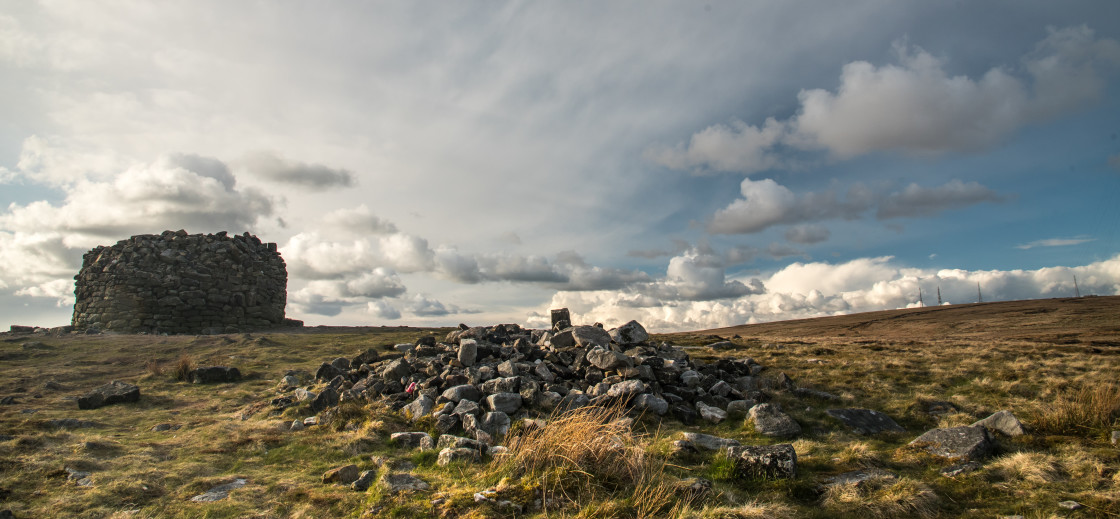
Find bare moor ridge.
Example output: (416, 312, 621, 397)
(674, 295, 1120, 347)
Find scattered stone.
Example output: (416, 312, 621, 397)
(726, 444, 797, 479)
(289, 420, 305, 432)
(323, 465, 360, 485)
(402, 394, 435, 421)
(586, 348, 632, 371)
(1058, 500, 1084, 510)
(1112, 430, 1120, 446)
(436, 434, 487, 455)
(909, 426, 993, 461)
(278, 375, 300, 389)
(606, 380, 645, 399)
(971, 410, 1026, 437)
(726, 400, 753, 418)
(676, 477, 713, 499)
(77, 381, 140, 410)
(825, 408, 905, 435)
(380, 473, 430, 494)
(485, 393, 522, 414)
(309, 386, 339, 413)
(66, 467, 93, 487)
(458, 339, 479, 367)
(707, 341, 734, 350)
(190, 478, 247, 502)
(441, 384, 482, 403)
(391, 432, 434, 450)
(351, 470, 377, 491)
(940, 461, 981, 477)
(748, 403, 801, 437)
(823, 468, 897, 488)
(794, 387, 840, 400)
(681, 432, 740, 451)
(190, 366, 242, 384)
(634, 394, 669, 415)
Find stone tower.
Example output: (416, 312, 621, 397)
(71, 230, 290, 334)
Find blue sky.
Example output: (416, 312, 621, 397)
(2, 1, 1119, 331)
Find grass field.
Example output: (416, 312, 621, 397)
(1, 296, 1118, 518)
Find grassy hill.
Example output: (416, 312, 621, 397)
(0, 297, 1117, 518)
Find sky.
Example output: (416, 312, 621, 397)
(2, 1, 1119, 332)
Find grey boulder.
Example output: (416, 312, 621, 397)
(908, 426, 993, 461)
(78, 381, 140, 410)
(825, 408, 905, 435)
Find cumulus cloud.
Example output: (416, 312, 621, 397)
(243, 151, 355, 190)
(536, 254, 1120, 332)
(876, 180, 1002, 219)
(710, 178, 1000, 235)
(1016, 236, 1096, 250)
(654, 26, 1120, 173)
(366, 300, 401, 320)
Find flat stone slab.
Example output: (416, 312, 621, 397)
(909, 426, 993, 461)
(681, 432, 740, 451)
(726, 444, 797, 480)
(190, 478, 247, 502)
(78, 381, 140, 410)
(823, 468, 897, 488)
(826, 408, 905, 435)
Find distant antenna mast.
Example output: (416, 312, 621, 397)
(977, 282, 983, 303)
(937, 286, 942, 306)
(918, 287, 924, 308)
(1074, 275, 1081, 298)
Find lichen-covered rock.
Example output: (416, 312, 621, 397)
(438, 447, 482, 466)
(681, 432, 740, 451)
(586, 348, 632, 371)
(380, 472, 430, 493)
(458, 339, 478, 367)
(71, 231, 289, 334)
(571, 326, 612, 348)
(402, 394, 435, 421)
(323, 465, 360, 485)
(971, 410, 1025, 437)
(78, 381, 140, 410)
(748, 403, 800, 437)
(485, 393, 522, 414)
(390, 432, 434, 450)
(726, 444, 797, 479)
(909, 426, 993, 461)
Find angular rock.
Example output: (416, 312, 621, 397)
(571, 325, 612, 348)
(190, 366, 241, 384)
(748, 403, 800, 437)
(452, 399, 482, 418)
(439, 447, 482, 466)
(315, 362, 342, 382)
(697, 402, 728, 424)
(586, 348, 632, 371)
(549, 329, 575, 348)
(351, 470, 377, 491)
(480, 411, 512, 438)
(77, 381, 140, 410)
(909, 426, 993, 461)
(390, 432, 434, 450)
(971, 410, 1025, 437)
(825, 408, 905, 435)
(534, 363, 556, 383)
(497, 360, 518, 378)
(442, 384, 481, 403)
(382, 358, 411, 381)
(609, 320, 649, 345)
(457, 339, 478, 367)
(323, 464, 360, 484)
(310, 386, 339, 413)
(634, 394, 668, 415)
(480, 376, 520, 394)
(726, 444, 797, 479)
(681, 432, 740, 451)
(606, 379, 646, 399)
(402, 394, 435, 421)
(380, 472, 430, 493)
(437, 434, 487, 454)
(485, 392, 522, 414)
(726, 400, 753, 418)
(550, 308, 571, 329)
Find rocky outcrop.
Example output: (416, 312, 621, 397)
(77, 381, 140, 410)
(71, 230, 294, 334)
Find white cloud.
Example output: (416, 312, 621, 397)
(539, 254, 1120, 332)
(1016, 236, 1096, 250)
(366, 300, 401, 321)
(655, 26, 1120, 173)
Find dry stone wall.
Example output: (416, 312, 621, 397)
(71, 230, 291, 334)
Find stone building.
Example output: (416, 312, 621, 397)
(71, 230, 292, 334)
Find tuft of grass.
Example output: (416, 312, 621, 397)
(822, 476, 940, 518)
(490, 403, 688, 515)
(173, 355, 195, 382)
(988, 452, 1066, 485)
(145, 359, 164, 377)
(1033, 382, 1120, 436)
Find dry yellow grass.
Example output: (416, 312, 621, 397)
(1033, 382, 1120, 436)
(988, 452, 1066, 484)
(821, 476, 940, 519)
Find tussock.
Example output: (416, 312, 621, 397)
(822, 476, 940, 518)
(988, 452, 1066, 484)
(1033, 383, 1120, 435)
(173, 355, 195, 382)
